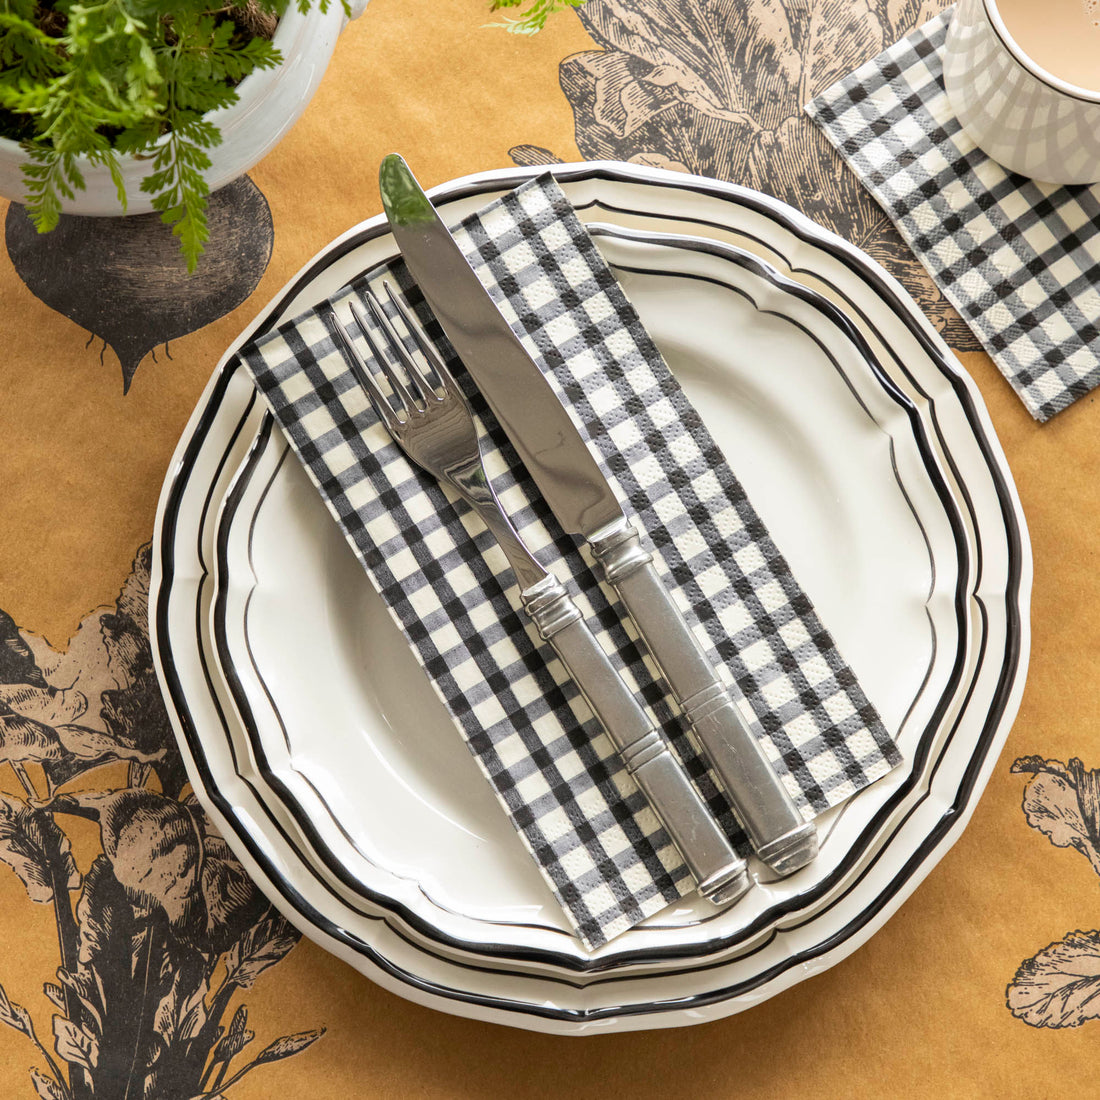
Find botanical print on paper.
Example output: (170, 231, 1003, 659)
(0, 545, 319, 1099)
(4, 176, 273, 395)
(1007, 756, 1100, 1028)
(512, 0, 979, 350)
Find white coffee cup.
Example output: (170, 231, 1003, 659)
(943, 0, 1100, 183)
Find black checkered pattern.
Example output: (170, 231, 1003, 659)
(237, 176, 898, 949)
(806, 10, 1100, 422)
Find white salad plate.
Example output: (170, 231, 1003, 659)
(150, 162, 1031, 1034)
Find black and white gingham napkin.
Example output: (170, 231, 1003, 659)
(236, 176, 899, 949)
(806, 9, 1100, 422)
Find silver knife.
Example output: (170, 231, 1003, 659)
(379, 154, 818, 875)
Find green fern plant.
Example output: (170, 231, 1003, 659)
(486, 0, 585, 35)
(0, 0, 326, 271)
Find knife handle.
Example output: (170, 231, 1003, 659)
(521, 575, 751, 906)
(589, 520, 818, 876)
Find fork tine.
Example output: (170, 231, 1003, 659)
(362, 288, 438, 407)
(347, 297, 423, 416)
(383, 283, 464, 397)
(367, 286, 440, 407)
(348, 299, 400, 397)
(327, 309, 403, 429)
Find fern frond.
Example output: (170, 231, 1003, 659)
(20, 145, 82, 232)
(486, 0, 585, 34)
(143, 120, 212, 271)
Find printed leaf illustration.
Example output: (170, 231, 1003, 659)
(17, 544, 187, 795)
(1011, 756, 1100, 876)
(5, 176, 274, 393)
(223, 911, 301, 990)
(0, 709, 69, 766)
(211, 1005, 254, 1065)
(56, 724, 164, 765)
(53, 1014, 98, 1072)
(29, 1068, 64, 1100)
(21, 609, 120, 712)
(214, 1029, 326, 1093)
(0, 684, 88, 728)
(96, 545, 188, 797)
(0, 706, 165, 779)
(1008, 756, 1100, 1031)
(0, 793, 79, 904)
(1007, 930, 1100, 1028)
(509, 144, 565, 166)
(0, 610, 49, 688)
(157, 975, 211, 1050)
(0, 981, 35, 1039)
(251, 1029, 325, 1065)
(535, 0, 979, 349)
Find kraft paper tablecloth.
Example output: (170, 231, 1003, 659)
(0, 0, 1095, 1096)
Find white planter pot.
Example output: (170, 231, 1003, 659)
(0, 0, 366, 215)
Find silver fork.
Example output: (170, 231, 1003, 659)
(327, 285, 752, 907)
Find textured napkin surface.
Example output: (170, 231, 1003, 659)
(236, 175, 898, 949)
(806, 9, 1100, 422)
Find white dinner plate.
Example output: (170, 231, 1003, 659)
(210, 225, 962, 967)
(151, 162, 1030, 1033)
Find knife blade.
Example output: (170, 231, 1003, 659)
(379, 153, 818, 875)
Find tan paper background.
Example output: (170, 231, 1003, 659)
(2, 0, 1099, 1095)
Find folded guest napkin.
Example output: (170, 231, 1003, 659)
(806, 9, 1100, 423)
(235, 175, 899, 949)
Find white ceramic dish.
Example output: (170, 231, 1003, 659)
(150, 163, 1031, 1032)
(210, 226, 962, 968)
(0, 2, 368, 214)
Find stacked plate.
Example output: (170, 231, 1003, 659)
(150, 163, 1031, 1034)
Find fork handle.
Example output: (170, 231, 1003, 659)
(521, 575, 751, 906)
(589, 519, 818, 876)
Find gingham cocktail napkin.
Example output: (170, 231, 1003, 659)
(236, 175, 899, 949)
(806, 9, 1100, 422)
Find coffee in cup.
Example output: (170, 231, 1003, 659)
(943, 0, 1100, 183)
(996, 0, 1100, 90)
